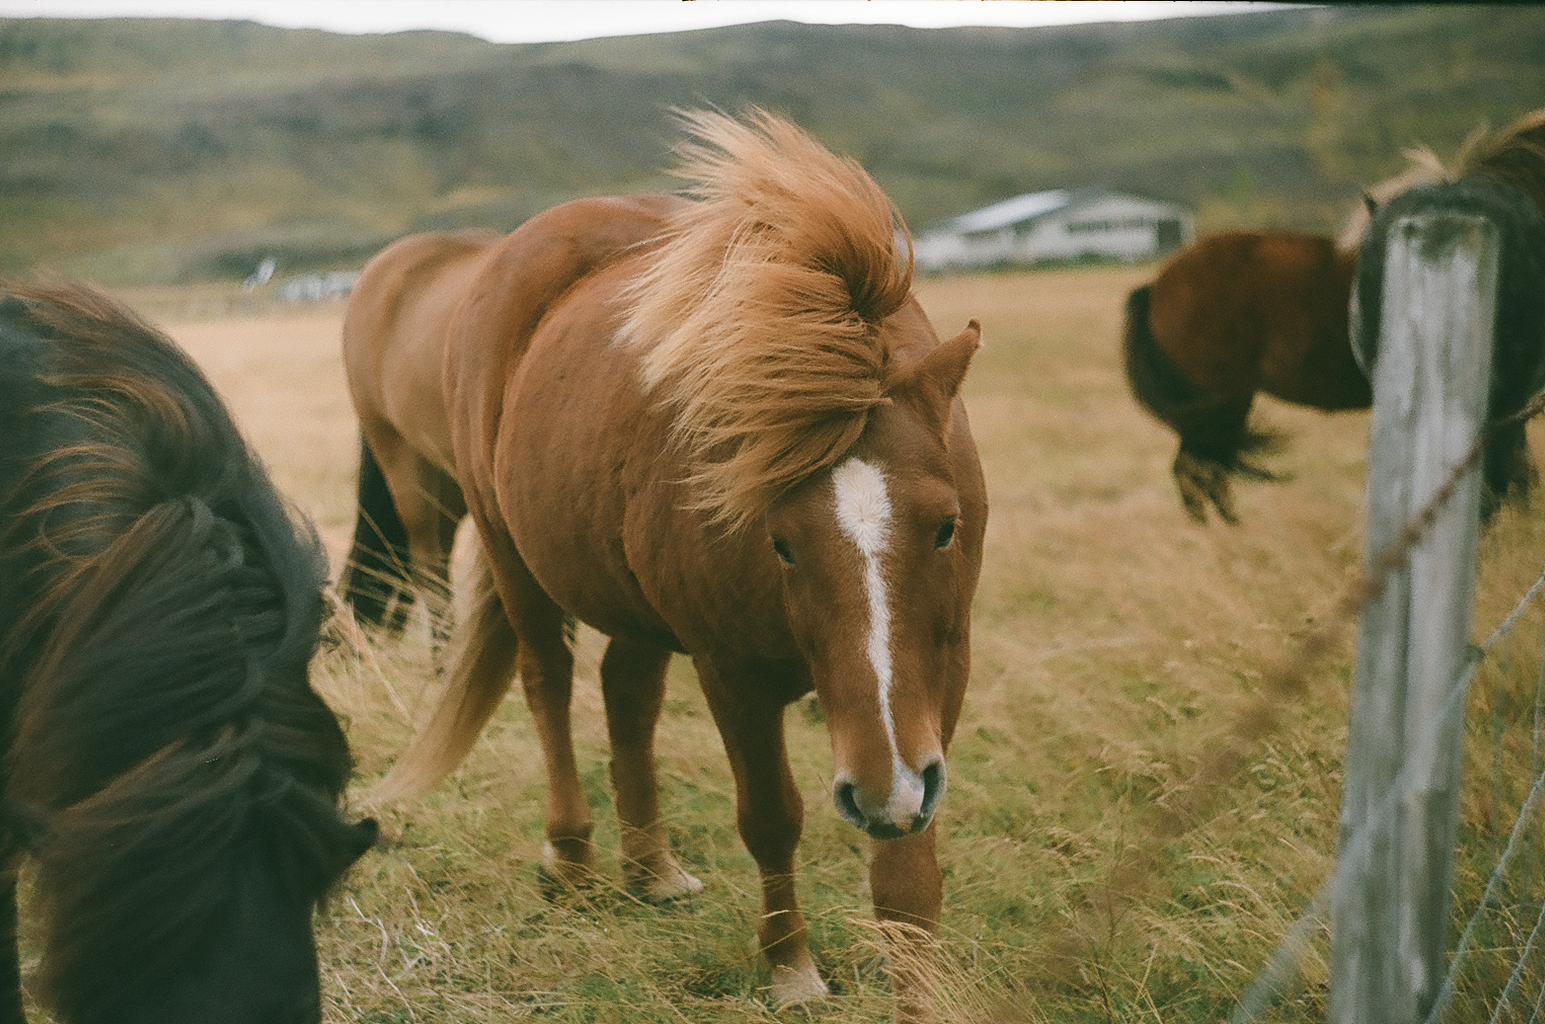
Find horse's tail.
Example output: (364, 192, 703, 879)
(366, 543, 518, 802)
(340, 434, 412, 629)
(1122, 284, 1191, 429)
(1122, 283, 1280, 478)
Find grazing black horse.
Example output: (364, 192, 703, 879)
(0, 284, 377, 1024)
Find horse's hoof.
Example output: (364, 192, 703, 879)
(538, 840, 599, 894)
(627, 855, 704, 902)
(1173, 451, 1241, 525)
(769, 955, 829, 1007)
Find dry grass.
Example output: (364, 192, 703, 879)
(50, 267, 1541, 1023)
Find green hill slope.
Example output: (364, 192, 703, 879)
(2, 5, 1542, 284)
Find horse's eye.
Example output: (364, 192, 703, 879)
(934, 516, 957, 550)
(772, 536, 794, 565)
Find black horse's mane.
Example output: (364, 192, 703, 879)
(0, 283, 370, 1015)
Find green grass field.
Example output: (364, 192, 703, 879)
(49, 266, 1542, 1023)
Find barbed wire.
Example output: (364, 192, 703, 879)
(1033, 380, 1545, 1017)
(1230, 564, 1545, 1023)
(1222, 388, 1545, 1023)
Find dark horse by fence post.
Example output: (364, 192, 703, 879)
(0, 284, 376, 1024)
(1351, 175, 1545, 499)
(1124, 107, 1545, 524)
(356, 109, 987, 1020)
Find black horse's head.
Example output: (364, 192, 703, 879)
(12, 495, 380, 1024)
(0, 284, 378, 1023)
(31, 798, 377, 1024)
(13, 495, 381, 1024)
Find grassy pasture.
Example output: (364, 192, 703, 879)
(50, 267, 1544, 1022)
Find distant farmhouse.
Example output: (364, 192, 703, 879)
(912, 188, 1193, 272)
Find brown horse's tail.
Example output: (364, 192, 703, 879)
(1122, 284, 1190, 428)
(340, 434, 412, 630)
(1121, 283, 1279, 479)
(366, 544, 519, 803)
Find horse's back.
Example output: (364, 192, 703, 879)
(1147, 230, 1365, 407)
(450, 193, 688, 372)
(343, 228, 502, 470)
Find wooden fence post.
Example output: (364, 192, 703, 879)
(1330, 209, 1501, 1024)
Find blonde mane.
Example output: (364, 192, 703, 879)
(622, 108, 915, 531)
(1336, 143, 1455, 252)
(1457, 107, 1545, 223)
(1339, 108, 1545, 252)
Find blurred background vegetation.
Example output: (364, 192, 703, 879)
(2, 5, 1543, 285)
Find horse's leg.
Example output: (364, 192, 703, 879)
(695, 658, 827, 1006)
(411, 466, 466, 659)
(869, 826, 943, 1024)
(495, 549, 594, 886)
(599, 637, 703, 901)
(350, 420, 429, 633)
(1174, 394, 1255, 524)
(342, 430, 413, 631)
(1482, 418, 1535, 521)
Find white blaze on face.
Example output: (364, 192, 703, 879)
(831, 457, 922, 822)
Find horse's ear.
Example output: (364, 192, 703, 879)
(924, 319, 981, 397)
(1363, 192, 1378, 218)
(900, 319, 980, 431)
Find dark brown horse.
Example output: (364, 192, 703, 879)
(0, 284, 376, 1024)
(1128, 108, 1545, 524)
(357, 110, 986, 1020)
(1351, 110, 1545, 511)
(1123, 229, 1368, 523)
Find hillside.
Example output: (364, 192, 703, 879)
(2, 5, 1543, 284)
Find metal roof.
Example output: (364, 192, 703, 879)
(942, 189, 1073, 234)
(930, 188, 1187, 237)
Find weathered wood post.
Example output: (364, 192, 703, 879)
(1331, 205, 1500, 1024)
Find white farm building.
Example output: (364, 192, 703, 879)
(912, 189, 1193, 272)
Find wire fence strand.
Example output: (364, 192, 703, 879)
(1224, 386, 1545, 1023)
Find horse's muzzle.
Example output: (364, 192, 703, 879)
(833, 758, 946, 840)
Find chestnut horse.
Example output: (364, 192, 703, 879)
(338, 227, 501, 645)
(0, 284, 376, 1024)
(1126, 107, 1545, 523)
(360, 110, 987, 1016)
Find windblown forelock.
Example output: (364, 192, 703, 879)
(1458, 108, 1545, 227)
(623, 108, 914, 531)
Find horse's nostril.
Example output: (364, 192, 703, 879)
(919, 759, 947, 819)
(833, 779, 864, 828)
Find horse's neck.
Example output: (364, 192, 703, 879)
(446, 199, 680, 537)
